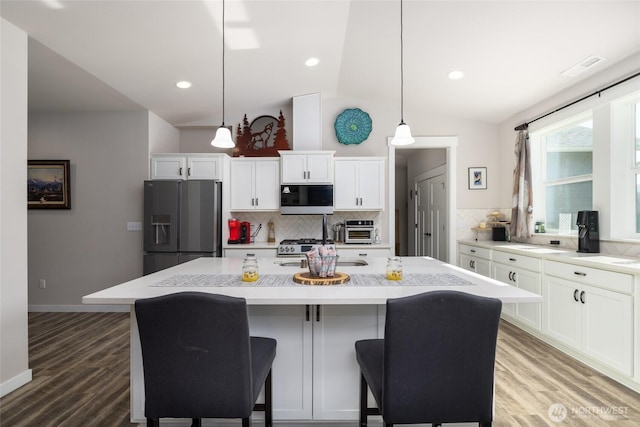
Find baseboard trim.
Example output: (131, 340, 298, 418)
(28, 304, 129, 313)
(0, 369, 32, 398)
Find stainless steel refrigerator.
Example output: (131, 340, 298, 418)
(143, 180, 222, 275)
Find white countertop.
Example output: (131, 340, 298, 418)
(459, 240, 640, 275)
(82, 256, 541, 306)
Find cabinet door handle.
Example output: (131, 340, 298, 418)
(573, 289, 580, 302)
(306, 305, 310, 321)
(512, 272, 516, 282)
(580, 291, 586, 304)
(316, 305, 320, 322)
(574, 271, 587, 276)
(179, 167, 183, 176)
(469, 260, 474, 269)
(358, 253, 368, 257)
(359, 198, 363, 205)
(509, 258, 517, 262)
(255, 198, 259, 206)
(508, 272, 513, 281)
(470, 249, 476, 253)
(356, 197, 359, 205)
(188, 167, 191, 176)
(251, 198, 255, 206)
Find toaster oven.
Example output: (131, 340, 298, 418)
(344, 220, 374, 244)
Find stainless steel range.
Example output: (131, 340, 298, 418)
(277, 238, 335, 257)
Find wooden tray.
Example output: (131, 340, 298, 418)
(292, 272, 350, 286)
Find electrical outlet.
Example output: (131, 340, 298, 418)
(39, 279, 46, 289)
(127, 221, 143, 231)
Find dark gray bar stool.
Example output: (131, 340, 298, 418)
(135, 292, 276, 427)
(355, 290, 502, 427)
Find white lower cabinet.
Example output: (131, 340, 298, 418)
(459, 242, 638, 392)
(248, 304, 380, 421)
(459, 244, 491, 277)
(491, 251, 542, 330)
(248, 305, 313, 420)
(312, 305, 380, 420)
(544, 260, 634, 376)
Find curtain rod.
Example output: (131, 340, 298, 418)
(514, 71, 640, 131)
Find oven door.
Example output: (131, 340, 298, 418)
(344, 228, 373, 244)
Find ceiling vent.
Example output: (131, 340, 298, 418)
(561, 56, 605, 77)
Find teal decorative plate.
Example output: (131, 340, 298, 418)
(334, 108, 372, 145)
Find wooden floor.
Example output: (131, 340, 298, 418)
(1, 313, 638, 426)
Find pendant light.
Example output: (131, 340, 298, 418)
(211, 0, 235, 148)
(390, 0, 415, 146)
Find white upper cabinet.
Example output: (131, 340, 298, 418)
(279, 151, 334, 184)
(334, 158, 385, 210)
(150, 154, 224, 180)
(230, 158, 280, 211)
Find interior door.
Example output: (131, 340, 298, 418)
(414, 174, 447, 261)
(430, 174, 447, 262)
(415, 179, 429, 256)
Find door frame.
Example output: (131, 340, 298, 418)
(388, 136, 458, 263)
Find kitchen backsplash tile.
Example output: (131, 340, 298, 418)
(230, 211, 382, 243)
(236, 208, 640, 257)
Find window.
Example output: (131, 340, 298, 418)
(531, 114, 593, 233)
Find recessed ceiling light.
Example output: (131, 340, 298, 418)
(448, 70, 464, 80)
(176, 81, 192, 89)
(305, 57, 319, 67)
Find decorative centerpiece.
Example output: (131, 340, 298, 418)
(292, 245, 350, 285)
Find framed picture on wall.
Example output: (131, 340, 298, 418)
(468, 167, 487, 190)
(27, 160, 71, 209)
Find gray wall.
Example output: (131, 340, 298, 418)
(27, 111, 151, 309)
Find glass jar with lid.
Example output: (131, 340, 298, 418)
(386, 256, 403, 281)
(242, 256, 259, 282)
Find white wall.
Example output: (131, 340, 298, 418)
(27, 111, 150, 309)
(0, 18, 31, 397)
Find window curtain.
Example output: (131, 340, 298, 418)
(511, 128, 533, 239)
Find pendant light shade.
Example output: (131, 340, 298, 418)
(211, 0, 235, 148)
(212, 126, 234, 148)
(390, 0, 415, 146)
(392, 121, 415, 146)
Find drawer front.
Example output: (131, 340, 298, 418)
(492, 250, 541, 272)
(338, 248, 390, 258)
(459, 244, 491, 260)
(544, 260, 633, 294)
(224, 248, 277, 258)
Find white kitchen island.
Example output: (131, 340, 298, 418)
(83, 256, 541, 425)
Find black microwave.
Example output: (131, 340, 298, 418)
(280, 184, 333, 215)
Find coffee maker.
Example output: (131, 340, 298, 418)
(576, 210, 599, 253)
(240, 221, 251, 244)
(228, 219, 240, 244)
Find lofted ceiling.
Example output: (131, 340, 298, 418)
(1, 0, 639, 128)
